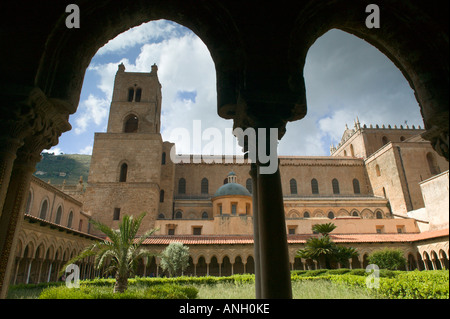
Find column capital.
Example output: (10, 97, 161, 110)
(422, 125, 449, 161)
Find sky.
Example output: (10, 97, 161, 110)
(47, 19, 424, 157)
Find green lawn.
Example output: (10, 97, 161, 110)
(197, 280, 380, 299)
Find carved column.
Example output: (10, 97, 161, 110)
(0, 88, 71, 298)
(0, 97, 36, 215)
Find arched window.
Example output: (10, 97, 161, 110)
(350, 144, 355, 157)
(159, 190, 164, 203)
(127, 88, 134, 102)
(67, 211, 74, 228)
(426, 152, 440, 175)
(375, 164, 381, 177)
(353, 178, 361, 194)
(202, 212, 208, 219)
(352, 211, 359, 217)
(328, 211, 335, 219)
(124, 115, 138, 133)
(119, 163, 128, 182)
(246, 178, 252, 193)
(135, 88, 142, 102)
(303, 211, 310, 218)
(39, 200, 48, 219)
(290, 178, 297, 195)
(178, 178, 186, 194)
(223, 178, 228, 185)
(25, 190, 32, 214)
(400, 136, 406, 141)
(175, 211, 183, 219)
(376, 211, 383, 219)
(311, 178, 319, 195)
(201, 178, 209, 194)
(382, 136, 389, 145)
(161, 152, 166, 165)
(55, 206, 63, 224)
(158, 213, 165, 219)
(332, 178, 340, 194)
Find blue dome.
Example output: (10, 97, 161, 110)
(214, 182, 251, 197)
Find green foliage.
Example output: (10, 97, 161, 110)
(60, 212, 157, 293)
(367, 248, 407, 270)
(35, 153, 91, 185)
(327, 270, 449, 299)
(297, 223, 358, 269)
(39, 283, 198, 299)
(159, 242, 190, 277)
(312, 223, 337, 236)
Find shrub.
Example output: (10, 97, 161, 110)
(39, 283, 198, 299)
(367, 248, 407, 270)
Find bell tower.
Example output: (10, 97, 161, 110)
(106, 63, 161, 134)
(83, 63, 163, 236)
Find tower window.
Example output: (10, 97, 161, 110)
(246, 178, 252, 193)
(135, 88, 142, 102)
(160, 190, 164, 203)
(127, 88, 134, 102)
(161, 152, 166, 165)
(124, 115, 138, 133)
(119, 163, 128, 182)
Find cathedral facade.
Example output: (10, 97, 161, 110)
(10, 65, 449, 284)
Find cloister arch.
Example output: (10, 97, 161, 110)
(0, 1, 448, 300)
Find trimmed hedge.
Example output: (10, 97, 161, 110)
(39, 283, 198, 299)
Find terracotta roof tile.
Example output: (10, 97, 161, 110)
(141, 229, 448, 245)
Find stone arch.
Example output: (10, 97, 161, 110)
(38, 197, 50, 220)
(312, 210, 325, 218)
(289, 5, 448, 158)
(361, 209, 374, 219)
(123, 114, 139, 133)
(337, 209, 349, 217)
(351, 209, 360, 217)
(287, 209, 300, 218)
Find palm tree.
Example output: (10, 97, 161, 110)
(61, 212, 157, 293)
(312, 223, 336, 236)
(297, 223, 358, 269)
(297, 235, 335, 269)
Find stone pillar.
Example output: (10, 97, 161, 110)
(0, 88, 71, 298)
(257, 156, 292, 299)
(0, 97, 36, 216)
(249, 163, 261, 298)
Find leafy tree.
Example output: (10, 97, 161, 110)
(368, 248, 407, 270)
(61, 212, 156, 293)
(159, 242, 190, 277)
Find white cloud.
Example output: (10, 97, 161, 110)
(42, 146, 63, 155)
(73, 94, 109, 135)
(79, 145, 93, 155)
(96, 20, 181, 55)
